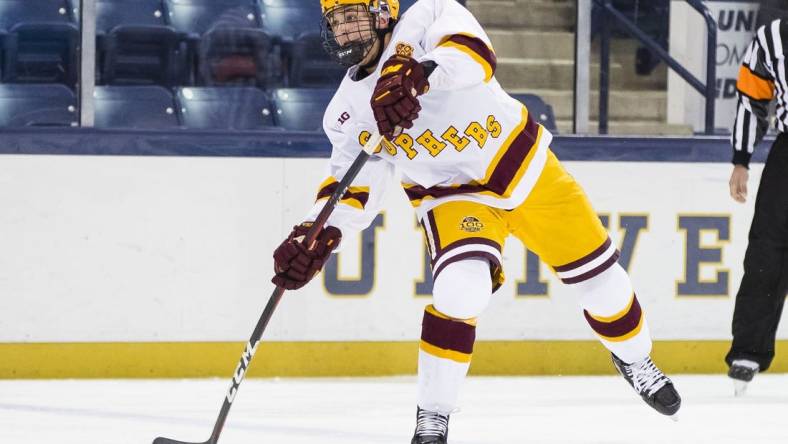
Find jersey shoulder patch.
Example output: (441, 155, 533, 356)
(395, 42, 414, 58)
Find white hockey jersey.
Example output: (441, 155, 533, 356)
(304, 0, 553, 240)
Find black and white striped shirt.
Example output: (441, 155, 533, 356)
(732, 19, 787, 167)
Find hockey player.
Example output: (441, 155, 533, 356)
(271, 1, 681, 442)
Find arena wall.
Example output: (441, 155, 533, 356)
(1, 132, 785, 377)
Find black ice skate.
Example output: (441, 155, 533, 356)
(411, 407, 449, 444)
(728, 359, 759, 397)
(612, 354, 681, 418)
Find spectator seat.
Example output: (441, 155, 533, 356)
(88, 1, 186, 86)
(94, 85, 180, 129)
(176, 86, 275, 130)
(197, 27, 272, 87)
(101, 25, 184, 86)
(271, 87, 334, 131)
(2, 22, 79, 85)
(0, 83, 77, 127)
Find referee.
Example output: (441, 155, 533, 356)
(726, 17, 788, 395)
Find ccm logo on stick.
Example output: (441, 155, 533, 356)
(226, 340, 260, 403)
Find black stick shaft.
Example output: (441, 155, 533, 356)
(203, 135, 382, 444)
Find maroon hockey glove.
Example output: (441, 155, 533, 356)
(272, 223, 342, 290)
(371, 55, 430, 140)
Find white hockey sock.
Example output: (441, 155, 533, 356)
(417, 305, 475, 415)
(417, 259, 492, 414)
(574, 263, 652, 364)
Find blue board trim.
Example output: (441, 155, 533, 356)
(552, 135, 770, 163)
(0, 128, 773, 163)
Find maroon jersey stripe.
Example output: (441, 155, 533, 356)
(484, 115, 539, 195)
(316, 182, 370, 207)
(444, 34, 497, 74)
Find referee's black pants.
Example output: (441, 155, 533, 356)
(726, 133, 788, 372)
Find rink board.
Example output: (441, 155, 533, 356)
(3, 340, 788, 378)
(1, 138, 787, 377)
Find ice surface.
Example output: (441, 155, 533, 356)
(1, 375, 787, 443)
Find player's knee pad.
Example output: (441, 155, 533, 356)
(432, 258, 493, 320)
(573, 262, 634, 315)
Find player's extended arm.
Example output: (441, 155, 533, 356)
(272, 130, 398, 290)
(415, 0, 497, 90)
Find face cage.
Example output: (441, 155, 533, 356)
(320, 4, 379, 68)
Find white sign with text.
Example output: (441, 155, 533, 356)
(0, 155, 784, 343)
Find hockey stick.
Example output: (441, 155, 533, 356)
(153, 133, 385, 444)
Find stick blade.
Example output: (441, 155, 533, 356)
(153, 437, 210, 444)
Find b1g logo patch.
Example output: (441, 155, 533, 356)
(460, 216, 483, 233)
(395, 42, 414, 58)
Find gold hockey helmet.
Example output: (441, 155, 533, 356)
(319, 0, 400, 67)
(320, 0, 400, 20)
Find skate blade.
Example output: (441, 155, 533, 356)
(733, 380, 748, 397)
(668, 413, 679, 422)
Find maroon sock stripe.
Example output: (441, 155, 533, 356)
(561, 251, 620, 284)
(584, 295, 643, 339)
(421, 309, 476, 355)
